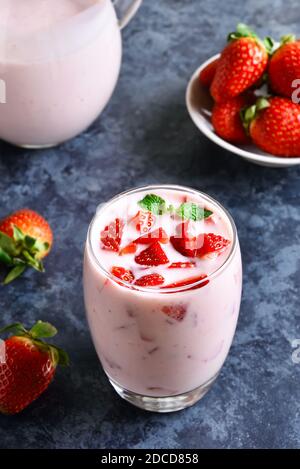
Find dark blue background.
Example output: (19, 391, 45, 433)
(0, 0, 300, 449)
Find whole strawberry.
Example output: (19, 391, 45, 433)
(211, 24, 270, 102)
(0, 209, 53, 284)
(212, 94, 254, 144)
(242, 96, 300, 157)
(269, 35, 300, 99)
(0, 321, 68, 415)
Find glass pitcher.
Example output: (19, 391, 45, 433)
(0, 0, 142, 148)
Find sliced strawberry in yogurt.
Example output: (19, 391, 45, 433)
(101, 218, 124, 252)
(197, 233, 230, 258)
(170, 221, 203, 257)
(168, 262, 196, 269)
(135, 228, 169, 244)
(162, 274, 209, 290)
(170, 235, 199, 258)
(162, 304, 187, 321)
(135, 242, 169, 266)
(135, 273, 165, 287)
(131, 211, 156, 233)
(111, 266, 135, 283)
(119, 243, 137, 256)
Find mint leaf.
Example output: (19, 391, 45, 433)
(138, 194, 166, 215)
(176, 203, 213, 221)
(167, 204, 175, 214)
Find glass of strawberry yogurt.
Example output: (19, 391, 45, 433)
(83, 185, 242, 412)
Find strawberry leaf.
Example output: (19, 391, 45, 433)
(256, 97, 270, 111)
(0, 225, 47, 284)
(46, 345, 70, 367)
(0, 247, 13, 266)
(236, 23, 257, 38)
(228, 23, 259, 41)
(263, 36, 277, 54)
(280, 34, 296, 45)
(0, 231, 19, 256)
(0, 322, 27, 336)
(241, 97, 270, 132)
(30, 321, 57, 339)
(53, 346, 70, 366)
(138, 194, 166, 215)
(176, 203, 213, 221)
(33, 239, 50, 255)
(22, 250, 44, 272)
(3, 265, 26, 285)
(24, 235, 37, 250)
(13, 225, 25, 243)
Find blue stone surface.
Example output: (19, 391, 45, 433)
(0, 0, 300, 449)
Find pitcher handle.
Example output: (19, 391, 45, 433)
(113, 0, 142, 30)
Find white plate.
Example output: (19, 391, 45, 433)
(186, 54, 300, 168)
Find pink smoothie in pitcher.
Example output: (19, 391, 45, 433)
(83, 186, 242, 411)
(0, 0, 122, 147)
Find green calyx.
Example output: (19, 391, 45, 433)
(280, 34, 296, 45)
(263, 36, 277, 54)
(0, 320, 69, 367)
(228, 23, 276, 54)
(240, 97, 270, 133)
(228, 23, 259, 42)
(269, 34, 296, 56)
(0, 225, 49, 285)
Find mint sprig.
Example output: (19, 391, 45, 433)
(137, 194, 213, 221)
(138, 194, 167, 215)
(176, 202, 213, 221)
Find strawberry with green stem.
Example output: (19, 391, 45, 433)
(0, 209, 53, 284)
(211, 24, 273, 102)
(0, 320, 69, 415)
(134, 228, 169, 244)
(242, 96, 300, 157)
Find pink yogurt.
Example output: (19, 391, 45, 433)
(83, 185, 242, 397)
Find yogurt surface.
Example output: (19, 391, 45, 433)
(90, 187, 233, 288)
